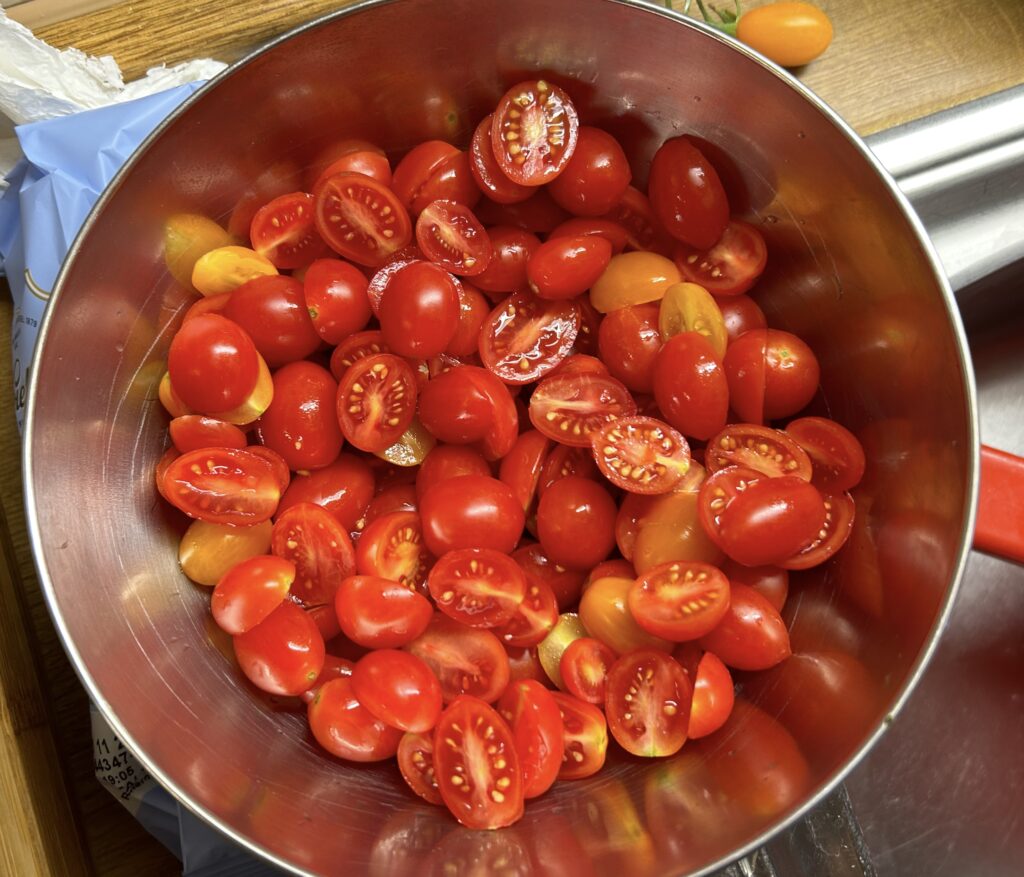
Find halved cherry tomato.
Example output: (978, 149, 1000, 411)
(364, 248, 425, 316)
(428, 548, 527, 628)
(653, 332, 729, 441)
(391, 142, 480, 214)
(705, 423, 813, 480)
(415, 200, 491, 276)
(234, 600, 325, 696)
(551, 353, 609, 378)
(329, 329, 390, 381)
(495, 576, 559, 648)
(162, 447, 281, 525)
(300, 654, 356, 706)
(526, 235, 612, 300)
(277, 454, 375, 533)
(355, 510, 431, 593)
(419, 474, 525, 556)
(529, 372, 637, 447)
(538, 443, 600, 497)
(497, 679, 564, 798)
(512, 543, 587, 612)
(605, 648, 693, 757)
(397, 731, 443, 804)
(314, 150, 392, 192)
(591, 415, 691, 495)
(559, 637, 617, 704)
(379, 261, 461, 358)
(352, 649, 442, 733)
(685, 650, 735, 739)
(549, 217, 630, 254)
(406, 614, 510, 703)
(537, 613, 588, 689)
(418, 366, 495, 445)
(589, 251, 681, 314)
(433, 696, 523, 829)
(167, 314, 260, 414)
(335, 575, 433, 648)
(416, 445, 492, 499)
(305, 139, 386, 190)
(628, 561, 731, 641)
(536, 476, 617, 571)
(307, 676, 402, 761)
(600, 185, 662, 251)
(249, 192, 327, 269)
(271, 502, 356, 606)
(547, 126, 632, 217)
(658, 282, 728, 360)
(314, 173, 411, 267)
(479, 290, 580, 384)
(785, 416, 866, 491)
(211, 555, 294, 635)
(169, 415, 247, 454)
(178, 518, 273, 587)
(647, 136, 729, 250)
(447, 282, 492, 357)
(499, 430, 551, 511)
(674, 220, 767, 296)
(472, 226, 541, 294)
(336, 353, 418, 452)
(578, 576, 672, 656)
(720, 559, 789, 613)
(780, 490, 855, 570)
(550, 692, 608, 780)
(698, 583, 791, 671)
(257, 361, 343, 471)
(192, 245, 277, 297)
(221, 274, 322, 367)
(303, 258, 372, 344)
(596, 302, 662, 393)
(716, 293, 767, 341)
(477, 188, 570, 234)
(491, 80, 579, 186)
(470, 114, 535, 204)
(725, 328, 821, 422)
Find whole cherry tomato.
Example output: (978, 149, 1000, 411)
(647, 136, 729, 250)
(536, 476, 617, 570)
(419, 474, 525, 556)
(303, 258, 372, 344)
(546, 126, 632, 217)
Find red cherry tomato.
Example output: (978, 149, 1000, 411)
(684, 650, 735, 738)
(526, 235, 612, 301)
(538, 443, 600, 497)
(335, 575, 433, 649)
(600, 185, 663, 252)
(336, 353, 418, 452)
(559, 637, 616, 704)
(780, 490, 855, 570)
(416, 445, 492, 499)
(300, 654, 356, 706)
(472, 226, 541, 294)
(447, 282, 491, 357)
(590, 415, 691, 495)
(314, 172, 412, 267)
(698, 583, 791, 671)
(391, 142, 481, 214)
(244, 445, 291, 494)
(271, 502, 356, 606)
(433, 696, 523, 829)
(249, 191, 328, 270)
(477, 188, 570, 235)
(497, 680, 564, 798)
(529, 372, 637, 447)
(396, 731, 443, 804)
(506, 646, 547, 686)
(550, 692, 608, 780)
(378, 261, 461, 358)
(605, 648, 693, 757)
(277, 454, 375, 533)
(628, 560, 731, 641)
(653, 332, 729, 441)
(168, 415, 247, 454)
(536, 476, 616, 571)
(673, 220, 767, 296)
(220, 274, 321, 368)
(648, 135, 729, 250)
(494, 575, 559, 648)
(328, 329, 391, 381)
(512, 542, 587, 612)
(418, 366, 495, 445)
(305, 138, 386, 190)
(313, 149, 392, 190)
(167, 314, 259, 414)
(428, 548, 527, 629)
(162, 447, 280, 525)
(550, 353, 609, 378)
(719, 559, 789, 613)
(547, 126, 632, 217)
(415, 200, 491, 276)
(352, 649, 443, 733)
(302, 258, 372, 345)
(479, 291, 580, 385)
(716, 293, 767, 342)
(596, 302, 663, 393)
(548, 216, 630, 254)
(784, 416, 866, 491)
(724, 328, 821, 422)
(491, 80, 579, 186)
(211, 555, 295, 635)
(307, 676, 402, 761)
(234, 600, 325, 696)
(355, 510, 431, 593)
(419, 474, 525, 556)
(469, 114, 534, 204)
(705, 423, 813, 480)
(498, 430, 551, 511)
(257, 361, 343, 471)
(406, 614, 510, 703)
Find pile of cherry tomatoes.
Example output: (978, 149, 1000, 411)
(156, 77, 864, 830)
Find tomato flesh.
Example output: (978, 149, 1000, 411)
(314, 172, 411, 266)
(628, 561, 731, 641)
(605, 648, 693, 757)
(479, 290, 580, 384)
(591, 415, 691, 495)
(491, 80, 579, 186)
(162, 447, 280, 526)
(336, 353, 418, 453)
(529, 372, 637, 447)
(416, 200, 491, 276)
(428, 548, 527, 628)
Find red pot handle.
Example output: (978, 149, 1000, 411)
(974, 445, 1024, 563)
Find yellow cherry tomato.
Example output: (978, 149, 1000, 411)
(538, 612, 588, 690)
(178, 519, 273, 586)
(737, 2, 834, 68)
(589, 252, 681, 313)
(163, 213, 235, 290)
(191, 245, 277, 297)
(578, 576, 673, 655)
(158, 371, 191, 418)
(374, 416, 436, 467)
(631, 490, 724, 575)
(213, 353, 274, 426)
(658, 282, 728, 359)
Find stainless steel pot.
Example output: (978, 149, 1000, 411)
(22, 0, 1008, 873)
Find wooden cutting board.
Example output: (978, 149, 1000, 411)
(1, 1, 1022, 874)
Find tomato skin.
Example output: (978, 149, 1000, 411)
(496, 680, 563, 800)
(233, 600, 325, 696)
(305, 138, 386, 191)
(686, 650, 735, 739)
(761, 329, 820, 420)
(300, 654, 356, 706)
(391, 142, 481, 214)
(589, 251, 681, 314)
(648, 136, 729, 250)
(271, 502, 357, 606)
(529, 372, 637, 447)
(351, 649, 443, 733)
(472, 226, 541, 294)
(491, 79, 579, 186)
(536, 476, 617, 571)
(211, 555, 295, 635)
(419, 474, 525, 556)
(673, 220, 767, 296)
(314, 149, 392, 190)
(512, 542, 587, 612)
(736, 2, 834, 67)
(720, 559, 789, 613)
(699, 583, 791, 671)
(335, 575, 433, 649)
(418, 366, 494, 445)
(406, 614, 510, 703)
(277, 454, 374, 533)
(302, 258, 372, 345)
(605, 648, 693, 756)
(597, 302, 662, 393)
(428, 548, 527, 629)
(415, 200, 492, 276)
(314, 172, 412, 267)
(549, 217, 630, 254)
(355, 510, 431, 593)
(628, 561, 731, 641)
(446, 282, 491, 357)
(470, 114, 535, 204)
(499, 430, 551, 511)
(653, 332, 729, 441)
(328, 329, 390, 381)
(307, 676, 403, 761)
(178, 518, 273, 587)
(256, 361, 343, 471)
(550, 692, 608, 780)
(221, 274, 322, 368)
(162, 447, 281, 526)
(168, 314, 259, 414)
(396, 731, 443, 804)
(716, 293, 767, 342)
(249, 191, 327, 270)
(433, 696, 524, 829)
(559, 637, 617, 704)
(547, 126, 632, 217)
(495, 574, 559, 649)
(416, 444, 491, 499)
(528, 235, 613, 301)
(379, 262, 460, 358)
(578, 576, 672, 655)
(336, 353, 418, 453)
(785, 416, 866, 492)
(780, 490, 855, 570)
(169, 416, 247, 454)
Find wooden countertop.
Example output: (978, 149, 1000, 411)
(1, 1, 1022, 874)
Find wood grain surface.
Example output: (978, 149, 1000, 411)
(0, 0, 1022, 874)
